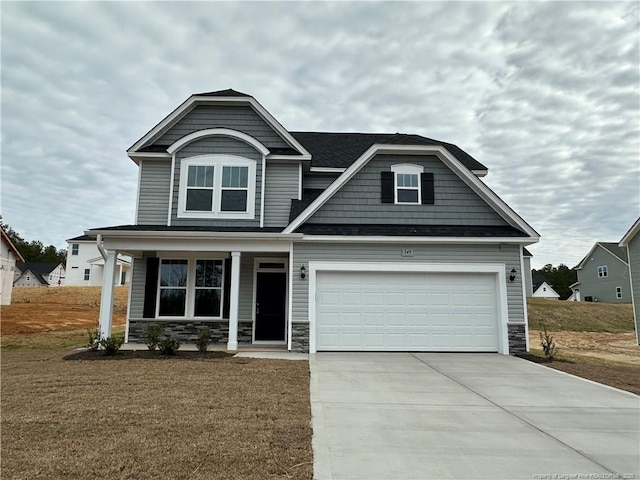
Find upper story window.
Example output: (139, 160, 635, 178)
(597, 265, 608, 278)
(178, 155, 256, 219)
(71, 244, 79, 255)
(391, 164, 423, 204)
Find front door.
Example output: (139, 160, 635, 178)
(254, 271, 287, 342)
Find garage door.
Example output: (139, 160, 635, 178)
(315, 271, 499, 351)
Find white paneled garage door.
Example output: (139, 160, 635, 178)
(315, 270, 500, 352)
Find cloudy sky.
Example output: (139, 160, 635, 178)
(2, 1, 638, 269)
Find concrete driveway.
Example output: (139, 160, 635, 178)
(310, 353, 640, 480)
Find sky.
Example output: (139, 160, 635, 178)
(1, 1, 638, 269)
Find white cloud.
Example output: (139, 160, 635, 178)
(1, 1, 638, 269)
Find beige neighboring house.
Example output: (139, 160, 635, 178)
(1, 228, 25, 304)
(619, 217, 640, 345)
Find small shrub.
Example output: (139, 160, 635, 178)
(144, 324, 163, 351)
(99, 335, 124, 356)
(539, 321, 558, 359)
(196, 327, 211, 353)
(87, 328, 100, 351)
(158, 336, 180, 355)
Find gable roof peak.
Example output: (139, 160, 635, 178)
(193, 89, 251, 97)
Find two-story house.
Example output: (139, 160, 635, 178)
(88, 89, 539, 354)
(573, 242, 631, 303)
(65, 235, 131, 286)
(619, 218, 640, 344)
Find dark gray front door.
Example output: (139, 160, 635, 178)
(255, 271, 287, 342)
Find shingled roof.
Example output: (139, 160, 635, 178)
(291, 132, 487, 171)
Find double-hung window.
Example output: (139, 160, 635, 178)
(178, 155, 256, 219)
(84, 269, 90, 281)
(597, 265, 608, 278)
(157, 258, 224, 318)
(391, 164, 423, 204)
(71, 243, 79, 255)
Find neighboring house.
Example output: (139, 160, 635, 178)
(531, 272, 560, 300)
(574, 242, 631, 303)
(0, 228, 25, 305)
(567, 282, 580, 302)
(523, 248, 533, 297)
(88, 89, 539, 354)
(619, 217, 640, 345)
(66, 235, 131, 286)
(14, 262, 66, 287)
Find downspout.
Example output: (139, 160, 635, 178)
(96, 234, 108, 261)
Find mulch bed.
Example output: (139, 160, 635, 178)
(517, 353, 640, 396)
(64, 349, 234, 361)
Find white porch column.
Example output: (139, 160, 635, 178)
(227, 251, 241, 351)
(98, 250, 118, 339)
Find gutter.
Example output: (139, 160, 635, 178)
(96, 234, 108, 261)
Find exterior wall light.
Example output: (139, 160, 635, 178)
(300, 265, 306, 279)
(509, 268, 517, 282)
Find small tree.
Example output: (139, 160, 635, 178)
(539, 321, 558, 359)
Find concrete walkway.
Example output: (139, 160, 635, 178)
(310, 353, 640, 480)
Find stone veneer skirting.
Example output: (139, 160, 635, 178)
(507, 323, 527, 355)
(127, 320, 253, 345)
(291, 323, 310, 353)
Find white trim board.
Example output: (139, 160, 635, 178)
(307, 261, 510, 355)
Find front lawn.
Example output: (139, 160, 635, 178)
(1, 348, 312, 480)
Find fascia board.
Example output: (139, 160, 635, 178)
(284, 144, 540, 239)
(309, 167, 346, 173)
(127, 153, 171, 165)
(85, 229, 301, 241)
(1, 229, 25, 262)
(296, 235, 538, 244)
(472, 169, 488, 177)
(268, 155, 312, 161)
(620, 217, 640, 247)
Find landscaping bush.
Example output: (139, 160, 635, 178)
(144, 324, 163, 351)
(539, 321, 558, 359)
(87, 328, 100, 351)
(99, 335, 124, 356)
(158, 336, 180, 355)
(196, 327, 211, 353)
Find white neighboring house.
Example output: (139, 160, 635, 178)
(532, 272, 560, 300)
(14, 262, 66, 287)
(1, 228, 25, 304)
(567, 282, 581, 301)
(66, 235, 131, 286)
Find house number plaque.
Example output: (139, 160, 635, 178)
(401, 248, 414, 257)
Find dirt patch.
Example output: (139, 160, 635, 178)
(1, 349, 312, 480)
(1, 287, 128, 335)
(518, 352, 640, 396)
(530, 329, 640, 366)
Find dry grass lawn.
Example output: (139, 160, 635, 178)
(1, 348, 312, 480)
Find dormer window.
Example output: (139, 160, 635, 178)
(178, 155, 256, 219)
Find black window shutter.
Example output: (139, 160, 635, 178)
(222, 257, 232, 319)
(421, 172, 434, 205)
(381, 171, 394, 203)
(143, 257, 159, 318)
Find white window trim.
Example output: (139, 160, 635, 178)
(156, 255, 227, 320)
(71, 244, 79, 255)
(616, 286, 622, 299)
(391, 164, 423, 205)
(177, 155, 256, 219)
(597, 265, 608, 278)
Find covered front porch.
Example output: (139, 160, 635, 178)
(91, 227, 301, 351)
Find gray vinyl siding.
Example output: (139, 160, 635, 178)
(238, 253, 257, 324)
(628, 235, 640, 342)
(303, 173, 339, 190)
(170, 137, 262, 227)
(264, 161, 300, 227)
(129, 254, 150, 319)
(306, 154, 508, 226)
(137, 160, 172, 225)
(291, 242, 524, 324)
(576, 245, 631, 303)
(524, 256, 533, 297)
(151, 105, 291, 150)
